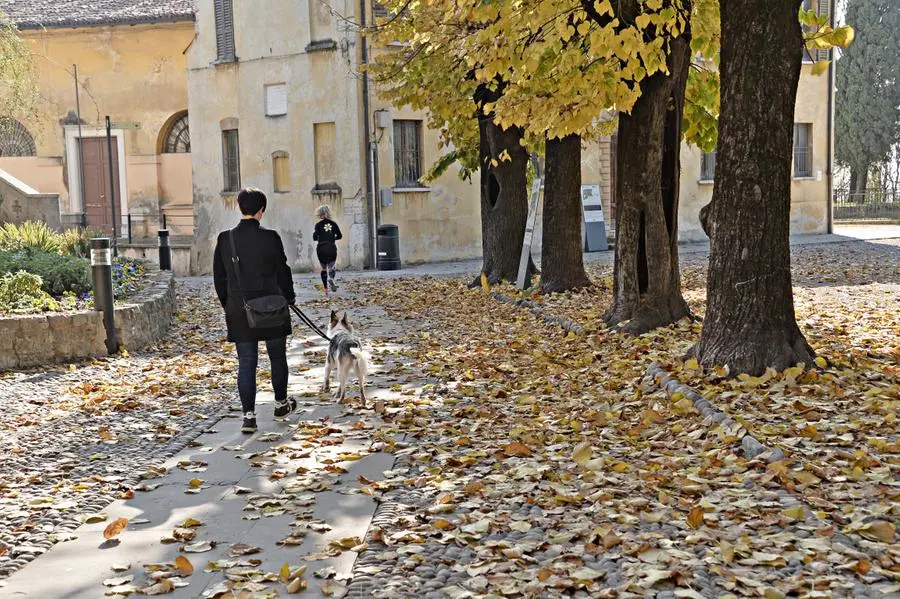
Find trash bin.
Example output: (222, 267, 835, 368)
(376, 224, 401, 271)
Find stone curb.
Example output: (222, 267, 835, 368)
(489, 292, 586, 335)
(644, 362, 785, 463)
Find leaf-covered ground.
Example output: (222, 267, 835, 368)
(0, 238, 896, 598)
(335, 239, 898, 598)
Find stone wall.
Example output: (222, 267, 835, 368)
(0, 269, 175, 371)
(0, 168, 62, 230)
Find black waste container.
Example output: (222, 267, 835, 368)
(376, 224, 401, 271)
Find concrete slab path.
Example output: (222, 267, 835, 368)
(0, 288, 420, 599)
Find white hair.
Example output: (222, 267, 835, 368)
(316, 205, 332, 220)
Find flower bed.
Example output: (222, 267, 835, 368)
(0, 222, 151, 315)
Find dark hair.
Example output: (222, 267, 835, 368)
(237, 188, 267, 215)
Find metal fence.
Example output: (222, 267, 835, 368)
(833, 188, 900, 222)
(125, 212, 194, 243)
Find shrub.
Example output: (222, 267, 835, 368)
(0, 221, 61, 253)
(0, 250, 91, 296)
(0, 271, 58, 313)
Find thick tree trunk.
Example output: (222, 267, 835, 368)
(850, 164, 868, 198)
(541, 134, 591, 293)
(690, 0, 814, 376)
(604, 33, 692, 334)
(472, 85, 536, 286)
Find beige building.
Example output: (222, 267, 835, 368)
(0, 0, 195, 244)
(187, 0, 832, 274)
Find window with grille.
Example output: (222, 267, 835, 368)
(393, 120, 422, 188)
(0, 118, 36, 157)
(793, 123, 812, 178)
(700, 150, 716, 182)
(214, 0, 236, 62)
(222, 129, 241, 191)
(163, 113, 190, 153)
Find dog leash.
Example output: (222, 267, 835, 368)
(290, 304, 331, 341)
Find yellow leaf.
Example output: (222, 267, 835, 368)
(859, 520, 895, 543)
(783, 506, 806, 521)
(814, 356, 827, 369)
(480, 272, 490, 293)
(687, 506, 704, 529)
(280, 563, 291, 583)
(180, 518, 203, 528)
(811, 60, 830, 76)
(175, 556, 194, 576)
(684, 358, 700, 371)
(433, 519, 455, 530)
(188, 478, 203, 488)
(573, 442, 592, 466)
(287, 577, 308, 593)
(720, 540, 734, 564)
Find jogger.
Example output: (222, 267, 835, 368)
(313, 205, 342, 293)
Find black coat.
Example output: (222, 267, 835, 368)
(213, 219, 296, 343)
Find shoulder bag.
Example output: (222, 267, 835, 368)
(228, 229, 289, 329)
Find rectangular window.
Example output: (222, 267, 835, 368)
(222, 129, 241, 191)
(793, 123, 812, 178)
(273, 152, 290, 192)
(393, 120, 422, 187)
(214, 0, 235, 62)
(700, 150, 716, 182)
(314, 122, 338, 188)
(265, 84, 287, 117)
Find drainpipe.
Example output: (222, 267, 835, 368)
(360, 0, 376, 269)
(825, 0, 835, 234)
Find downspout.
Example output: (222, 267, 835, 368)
(360, 0, 376, 269)
(825, 0, 835, 234)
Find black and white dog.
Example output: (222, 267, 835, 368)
(324, 311, 368, 404)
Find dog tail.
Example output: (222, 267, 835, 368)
(349, 347, 368, 377)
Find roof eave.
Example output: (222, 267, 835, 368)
(15, 13, 195, 31)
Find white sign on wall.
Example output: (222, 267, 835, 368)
(265, 83, 288, 117)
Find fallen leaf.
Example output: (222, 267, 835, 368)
(182, 541, 216, 553)
(103, 517, 129, 540)
(687, 506, 704, 529)
(103, 575, 134, 587)
(175, 556, 194, 576)
(858, 520, 895, 543)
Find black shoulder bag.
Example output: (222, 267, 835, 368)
(228, 229, 289, 329)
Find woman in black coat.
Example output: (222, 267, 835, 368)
(213, 189, 297, 433)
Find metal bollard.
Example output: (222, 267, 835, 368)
(158, 229, 172, 271)
(90, 238, 117, 354)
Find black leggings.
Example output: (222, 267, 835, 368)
(317, 243, 337, 288)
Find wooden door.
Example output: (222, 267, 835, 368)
(80, 137, 120, 236)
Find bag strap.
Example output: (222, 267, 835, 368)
(227, 229, 247, 304)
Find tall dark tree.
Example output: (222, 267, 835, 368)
(541, 134, 591, 293)
(604, 19, 693, 333)
(474, 84, 536, 286)
(835, 0, 900, 194)
(691, 0, 815, 375)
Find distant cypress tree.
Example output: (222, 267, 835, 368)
(835, 0, 900, 193)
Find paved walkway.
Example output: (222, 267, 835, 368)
(303, 225, 900, 280)
(0, 286, 420, 598)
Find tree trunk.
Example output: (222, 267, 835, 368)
(850, 164, 868, 199)
(472, 85, 536, 286)
(690, 0, 814, 376)
(604, 32, 692, 334)
(541, 134, 591, 293)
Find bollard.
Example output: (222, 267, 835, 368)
(90, 238, 117, 354)
(158, 229, 172, 271)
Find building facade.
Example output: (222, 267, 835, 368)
(187, 0, 832, 275)
(0, 0, 195, 239)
